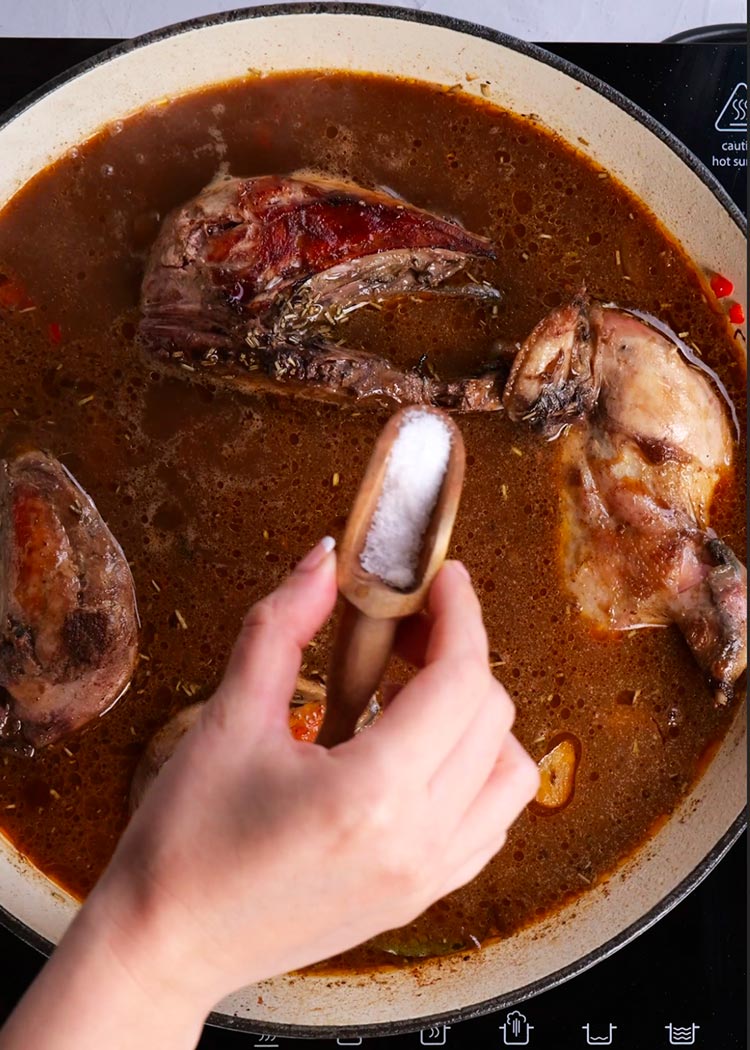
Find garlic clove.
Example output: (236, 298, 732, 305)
(533, 733, 580, 813)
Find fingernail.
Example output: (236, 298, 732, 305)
(446, 559, 471, 581)
(296, 535, 336, 572)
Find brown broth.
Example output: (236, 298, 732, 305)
(0, 71, 745, 967)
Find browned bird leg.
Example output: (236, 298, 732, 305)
(0, 452, 138, 750)
(504, 295, 747, 700)
(140, 173, 503, 409)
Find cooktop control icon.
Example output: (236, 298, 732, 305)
(666, 1023, 700, 1045)
(582, 1023, 617, 1045)
(420, 1024, 451, 1044)
(336, 1038, 363, 1046)
(500, 1010, 534, 1045)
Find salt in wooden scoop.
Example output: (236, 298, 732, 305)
(317, 405, 465, 747)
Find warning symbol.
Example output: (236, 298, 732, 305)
(715, 82, 747, 133)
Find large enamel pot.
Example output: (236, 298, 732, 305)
(0, 3, 746, 1039)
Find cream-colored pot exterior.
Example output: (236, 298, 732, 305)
(0, 7, 745, 1036)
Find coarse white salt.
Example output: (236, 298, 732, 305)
(360, 409, 452, 590)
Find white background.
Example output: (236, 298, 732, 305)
(0, 0, 745, 42)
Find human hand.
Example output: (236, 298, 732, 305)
(0, 538, 539, 1050)
(76, 539, 539, 1017)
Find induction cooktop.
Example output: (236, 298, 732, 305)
(0, 35, 746, 1050)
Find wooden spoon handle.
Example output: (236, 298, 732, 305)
(317, 599, 397, 748)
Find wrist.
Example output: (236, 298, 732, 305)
(0, 879, 209, 1050)
(82, 870, 219, 1027)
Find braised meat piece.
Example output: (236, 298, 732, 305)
(0, 451, 138, 751)
(140, 173, 504, 409)
(504, 295, 747, 701)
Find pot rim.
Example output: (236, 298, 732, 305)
(0, 2, 746, 1037)
(2, 820, 745, 1038)
(0, 0, 746, 243)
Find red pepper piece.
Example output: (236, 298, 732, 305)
(48, 322, 62, 344)
(729, 302, 745, 325)
(710, 273, 734, 298)
(0, 275, 34, 311)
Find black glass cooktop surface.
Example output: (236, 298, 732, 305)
(0, 36, 746, 1050)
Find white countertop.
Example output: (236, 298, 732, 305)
(0, 0, 745, 41)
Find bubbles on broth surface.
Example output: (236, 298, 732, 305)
(0, 71, 744, 962)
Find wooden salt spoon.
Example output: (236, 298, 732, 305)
(317, 406, 465, 748)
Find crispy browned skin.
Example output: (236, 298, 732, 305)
(504, 296, 747, 701)
(140, 173, 504, 409)
(0, 452, 138, 751)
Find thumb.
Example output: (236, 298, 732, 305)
(211, 537, 338, 735)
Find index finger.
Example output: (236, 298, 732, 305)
(347, 561, 494, 775)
